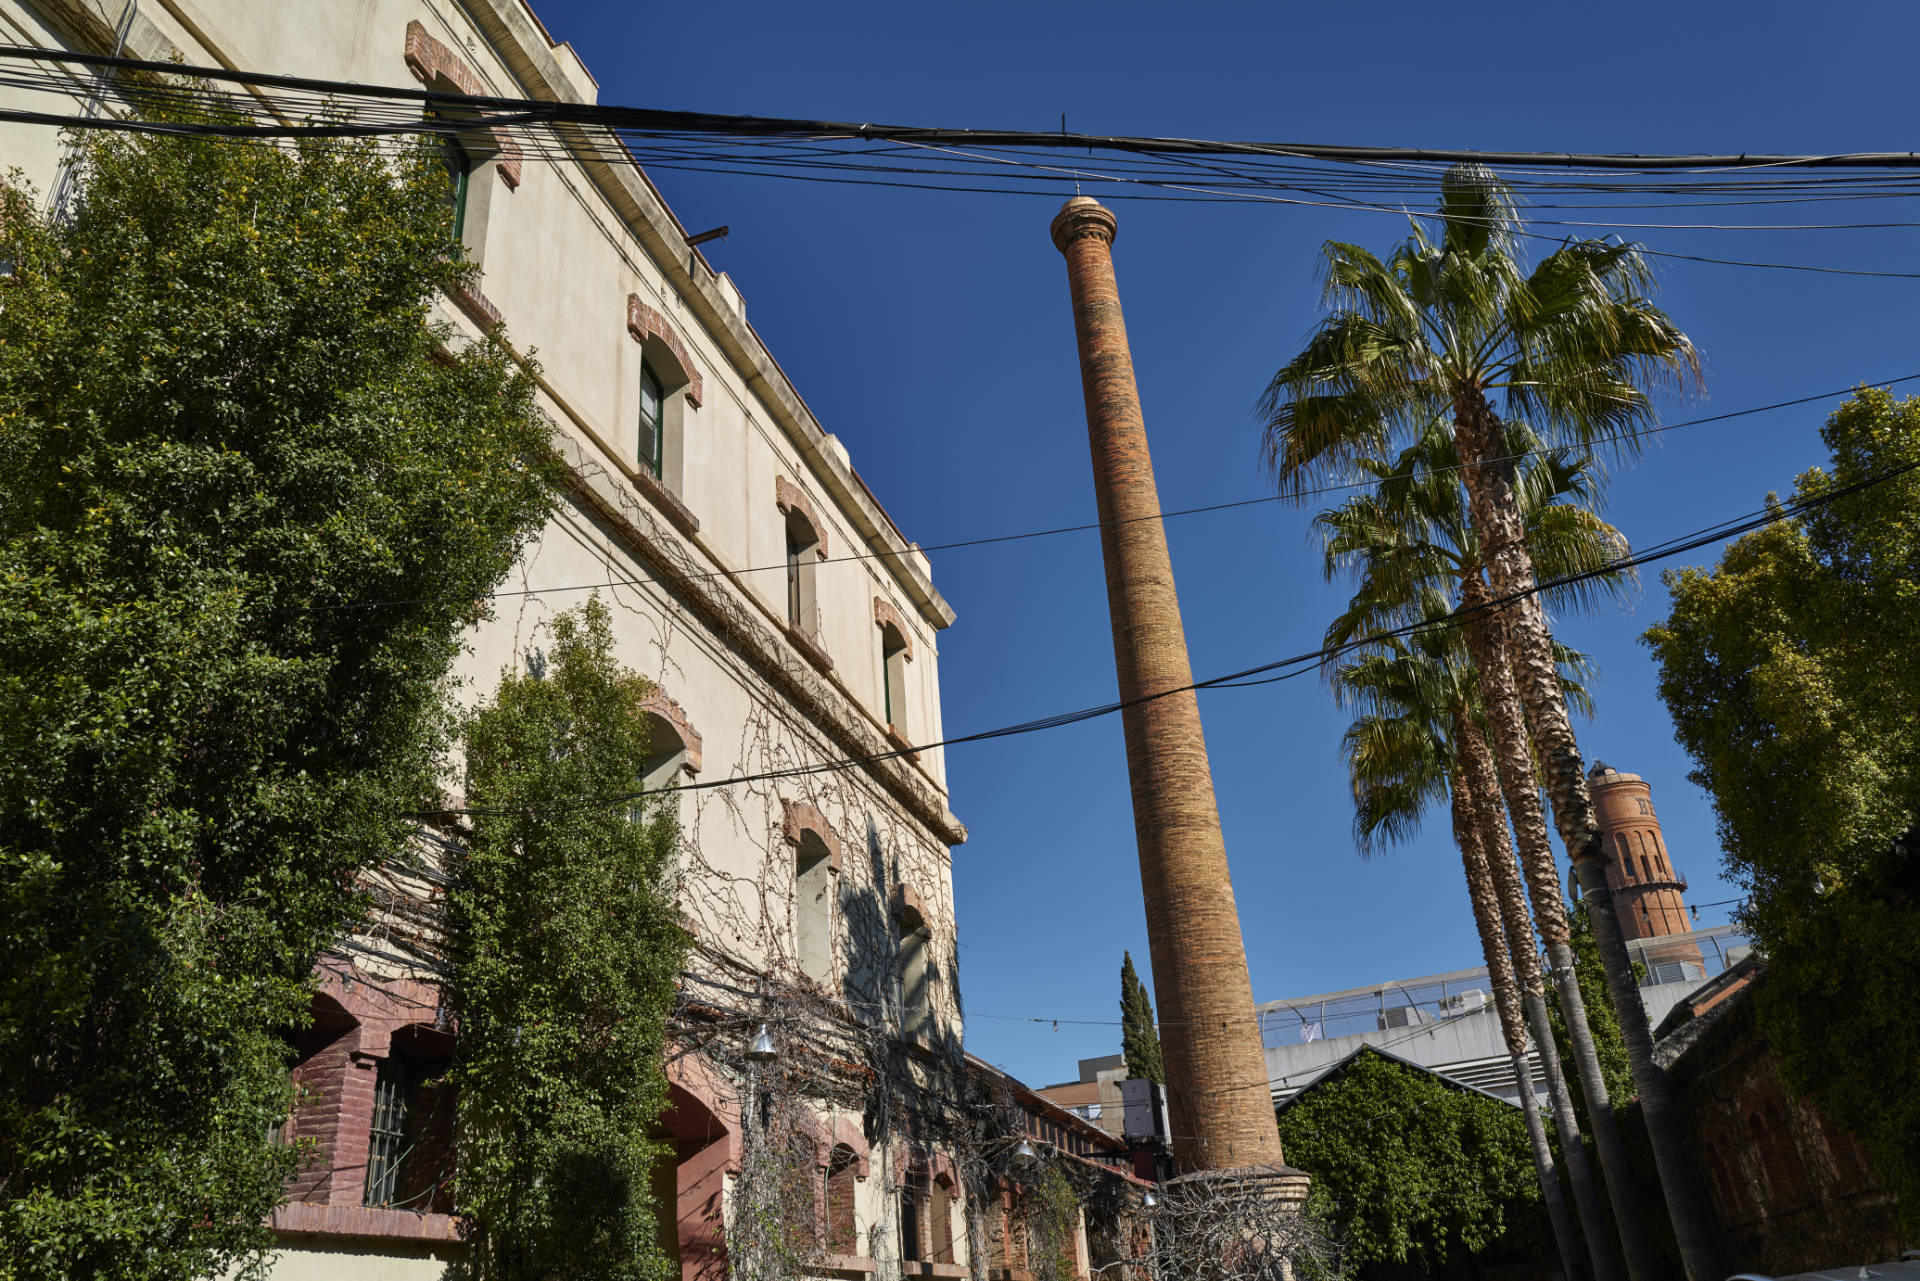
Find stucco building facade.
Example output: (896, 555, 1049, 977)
(0, 2, 998, 1277)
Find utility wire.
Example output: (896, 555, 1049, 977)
(418, 448, 1920, 819)
(324, 373, 1920, 616)
(11, 43, 1920, 173)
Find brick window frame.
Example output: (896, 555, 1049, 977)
(622, 296, 704, 535)
(778, 477, 829, 651)
(272, 965, 461, 1244)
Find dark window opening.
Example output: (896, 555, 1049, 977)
(900, 1176, 924, 1262)
(364, 1058, 411, 1207)
(639, 363, 665, 478)
(825, 1147, 859, 1255)
(438, 136, 471, 246)
(784, 508, 821, 636)
(362, 1029, 456, 1212)
(881, 623, 908, 731)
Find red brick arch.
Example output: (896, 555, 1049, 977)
(626, 296, 705, 408)
(775, 476, 830, 558)
(640, 688, 703, 773)
(402, 21, 523, 188)
(780, 799, 843, 873)
(873, 597, 913, 660)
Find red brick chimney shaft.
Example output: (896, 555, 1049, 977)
(1051, 197, 1285, 1173)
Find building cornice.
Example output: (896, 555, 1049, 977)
(455, 0, 955, 634)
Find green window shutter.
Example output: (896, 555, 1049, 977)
(438, 136, 470, 245)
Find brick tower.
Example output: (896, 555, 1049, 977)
(1587, 762, 1704, 977)
(1050, 196, 1287, 1174)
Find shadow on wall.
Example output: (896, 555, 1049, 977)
(840, 816, 892, 1032)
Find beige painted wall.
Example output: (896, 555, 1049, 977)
(0, 0, 972, 1271)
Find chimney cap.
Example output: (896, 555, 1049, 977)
(1051, 196, 1117, 253)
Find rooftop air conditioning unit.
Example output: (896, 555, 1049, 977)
(1378, 1005, 1432, 1031)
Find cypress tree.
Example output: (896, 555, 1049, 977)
(1120, 951, 1165, 1084)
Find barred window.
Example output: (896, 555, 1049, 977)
(364, 1058, 411, 1207)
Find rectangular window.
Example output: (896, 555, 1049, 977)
(364, 1058, 411, 1207)
(437, 134, 471, 246)
(787, 531, 803, 627)
(638, 364, 664, 478)
(900, 1179, 924, 1261)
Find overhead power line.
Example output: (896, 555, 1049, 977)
(418, 448, 1920, 819)
(11, 45, 1920, 279)
(321, 373, 1920, 617)
(9, 43, 1920, 173)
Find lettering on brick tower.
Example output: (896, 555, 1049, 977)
(1049, 196, 1286, 1174)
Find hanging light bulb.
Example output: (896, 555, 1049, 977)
(1141, 1190, 1159, 1210)
(1011, 1139, 1038, 1169)
(747, 1023, 778, 1062)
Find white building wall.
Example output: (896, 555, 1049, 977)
(0, 1, 969, 1274)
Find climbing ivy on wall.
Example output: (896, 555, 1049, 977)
(0, 104, 553, 1279)
(451, 598, 688, 1281)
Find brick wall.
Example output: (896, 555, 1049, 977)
(1666, 980, 1907, 1272)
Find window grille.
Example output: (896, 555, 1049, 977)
(364, 1058, 411, 1207)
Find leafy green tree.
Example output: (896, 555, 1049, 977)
(1261, 166, 1717, 1281)
(1276, 1048, 1547, 1277)
(0, 112, 554, 1278)
(1119, 951, 1164, 1085)
(452, 598, 688, 1281)
(1645, 386, 1920, 1230)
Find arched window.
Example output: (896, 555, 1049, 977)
(929, 1172, 957, 1263)
(795, 830, 835, 985)
(363, 1024, 455, 1212)
(635, 693, 700, 828)
(786, 507, 822, 638)
(900, 1170, 926, 1262)
(1818, 1111, 1869, 1187)
(1752, 1099, 1810, 1208)
(638, 363, 665, 479)
(881, 623, 909, 733)
(626, 297, 701, 499)
(1641, 852, 1654, 881)
(825, 1145, 860, 1255)
(1616, 833, 1632, 872)
(893, 892, 931, 1042)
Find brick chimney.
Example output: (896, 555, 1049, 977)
(1586, 762, 1705, 975)
(1050, 196, 1286, 1174)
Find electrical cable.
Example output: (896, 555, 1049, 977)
(415, 447, 1920, 818)
(12, 43, 1920, 173)
(318, 372, 1920, 616)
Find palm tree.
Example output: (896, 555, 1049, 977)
(1334, 626, 1587, 1280)
(1322, 424, 1633, 1279)
(1265, 171, 1719, 1281)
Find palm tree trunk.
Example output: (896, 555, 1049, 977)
(1449, 747, 1582, 1280)
(1459, 716, 1617, 1281)
(1455, 569, 1655, 1281)
(1454, 387, 1723, 1281)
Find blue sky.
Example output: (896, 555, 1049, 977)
(536, 0, 1920, 1087)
